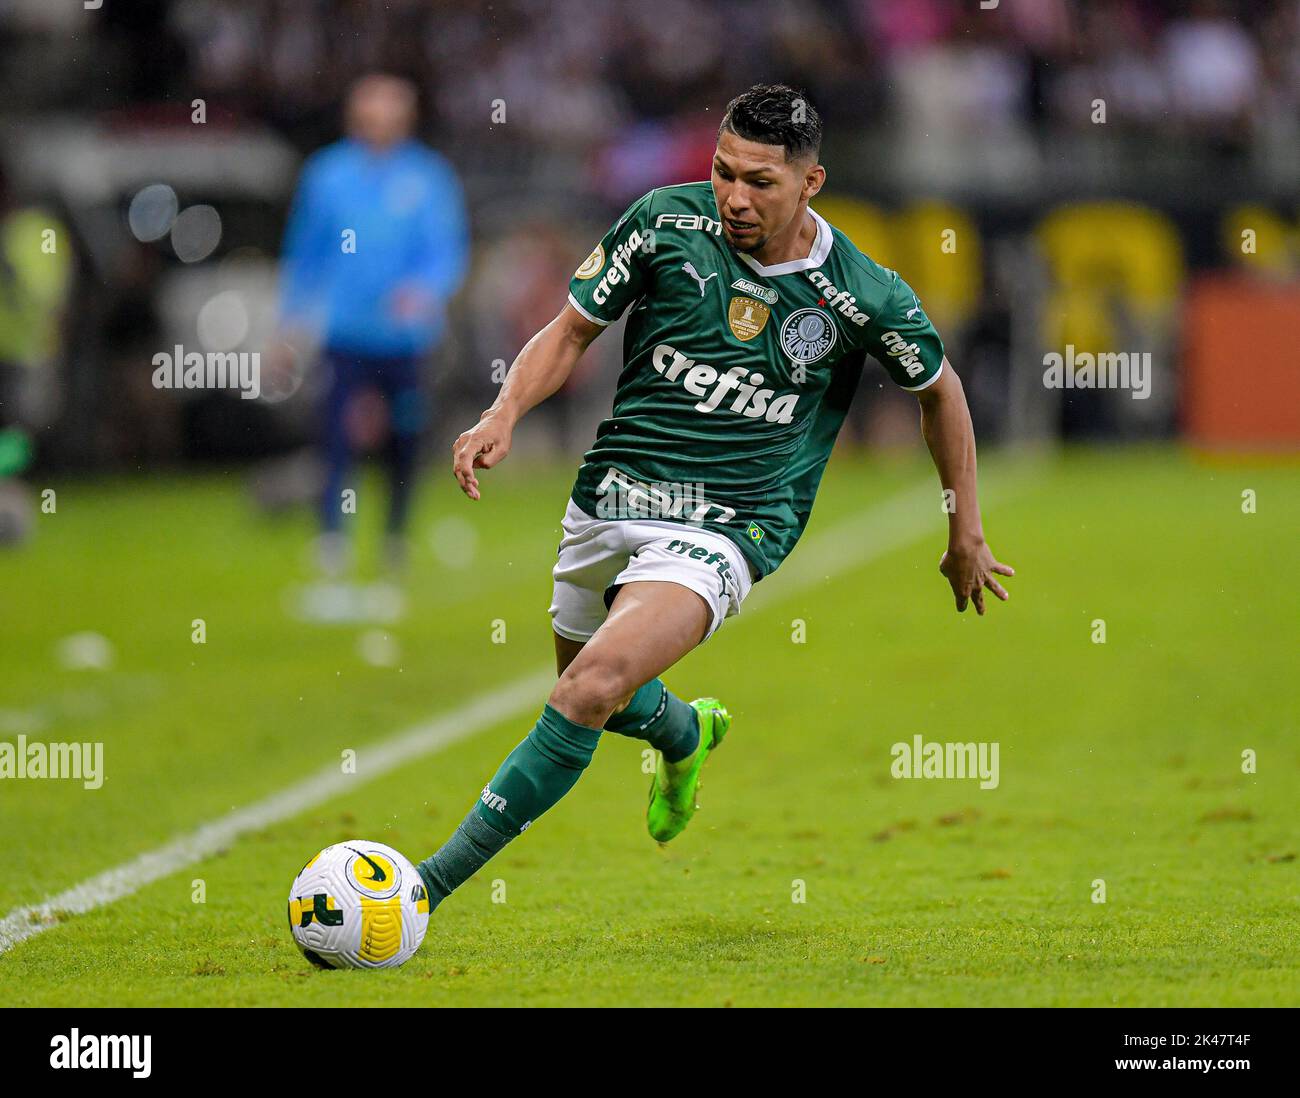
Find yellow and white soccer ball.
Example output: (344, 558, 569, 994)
(287, 840, 429, 969)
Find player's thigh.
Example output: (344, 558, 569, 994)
(553, 631, 585, 677)
(548, 581, 710, 725)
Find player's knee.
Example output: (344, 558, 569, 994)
(550, 656, 637, 728)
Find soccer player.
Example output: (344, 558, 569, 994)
(416, 84, 1013, 909)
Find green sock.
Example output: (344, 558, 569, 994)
(417, 704, 601, 906)
(603, 678, 700, 763)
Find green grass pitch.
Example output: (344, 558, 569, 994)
(0, 446, 1296, 1006)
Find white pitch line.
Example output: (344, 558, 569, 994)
(746, 475, 958, 613)
(0, 668, 555, 954)
(0, 469, 1032, 955)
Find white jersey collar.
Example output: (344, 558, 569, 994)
(735, 208, 832, 277)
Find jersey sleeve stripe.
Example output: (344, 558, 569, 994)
(898, 359, 944, 392)
(567, 292, 610, 326)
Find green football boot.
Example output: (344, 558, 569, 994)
(646, 697, 730, 843)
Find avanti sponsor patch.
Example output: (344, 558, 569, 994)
(730, 277, 778, 305)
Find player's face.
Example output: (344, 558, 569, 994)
(711, 131, 819, 253)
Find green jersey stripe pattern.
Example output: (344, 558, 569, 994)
(566, 181, 944, 582)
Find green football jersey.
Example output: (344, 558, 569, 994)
(566, 181, 944, 582)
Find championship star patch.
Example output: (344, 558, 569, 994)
(728, 296, 771, 342)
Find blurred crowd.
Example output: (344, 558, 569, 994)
(4, 0, 1298, 190)
(78, 1, 1300, 168)
(0, 0, 1294, 483)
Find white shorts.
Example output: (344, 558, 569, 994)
(548, 498, 756, 644)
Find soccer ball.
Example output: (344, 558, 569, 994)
(287, 840, 429, 969)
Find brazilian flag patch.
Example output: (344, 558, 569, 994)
(746, 522, 765, 545)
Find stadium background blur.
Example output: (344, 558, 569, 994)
(2, 0, 1299, 1010)
(0, 0, 1296, 502)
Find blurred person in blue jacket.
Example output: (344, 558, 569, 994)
(278, 73, 469, 577)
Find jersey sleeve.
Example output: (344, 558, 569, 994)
(862, 276, 945, 391)
(567, 191, 655, 326)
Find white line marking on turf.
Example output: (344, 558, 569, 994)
(747, 477, 954, 612)
(0, 469, 1033, 955)
(746, 463, 1034, 613)
(0, 669, 555, 954)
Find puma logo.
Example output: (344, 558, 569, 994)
(682, 261, 717, 296)
(905, 296, 923, 320)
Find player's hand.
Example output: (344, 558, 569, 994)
(939, 539, 1014, 615)
(451, 413, 513, 501)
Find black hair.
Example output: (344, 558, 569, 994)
(719, 84, 822, 162)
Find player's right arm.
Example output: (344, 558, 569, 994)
(452, 190, 656, 500)
(452, 303, 603, 500)
(861, 275, 1013, 615)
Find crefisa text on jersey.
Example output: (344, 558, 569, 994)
(879, 331, 928, 380)
(651, 341, 801, 422)
(594, 466, 736, 524)
(806, 270, 870, 326)
(590, 229, 646, 307)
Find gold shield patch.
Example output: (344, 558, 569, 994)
(574, 244, 604, 280)
(728, 296, 770, 342)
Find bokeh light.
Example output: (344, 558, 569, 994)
(171, 204, 223, 263)
(126, 183, 178, 242)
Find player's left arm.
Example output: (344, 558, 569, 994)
(914, 360, 1015, 615)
